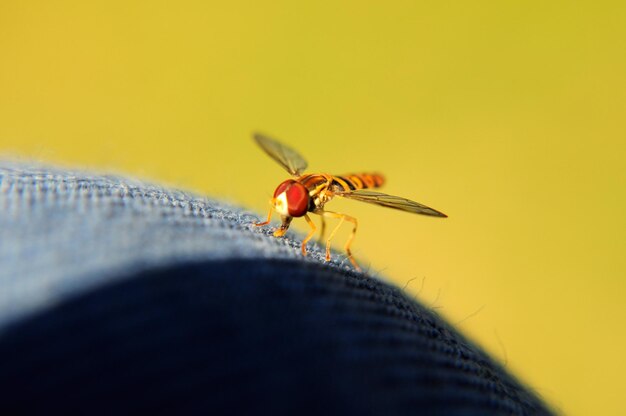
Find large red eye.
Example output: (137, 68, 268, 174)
(285, 182, 309, 217)
(273, 180, 294, 198)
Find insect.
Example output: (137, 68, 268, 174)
(253, 132, 447, 271)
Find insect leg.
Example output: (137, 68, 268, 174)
(317, 216, 326, 244)
(301, 214, 317, 256)
(254, 207, 273, 227)
(319, 211, 360, 271)
(273, 216, 292, 237)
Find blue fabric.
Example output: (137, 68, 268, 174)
(0, 163, 347, 331)
(0, 163, 553, 415)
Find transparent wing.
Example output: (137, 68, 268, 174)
(337, 189, 447, 217)
(253, 132, 308, 176)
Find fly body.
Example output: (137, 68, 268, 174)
(253, 133, 446, 271)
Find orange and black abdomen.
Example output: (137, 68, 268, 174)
(331, 173, 385, 192)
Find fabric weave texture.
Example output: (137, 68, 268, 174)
(0, 163, 553, 415)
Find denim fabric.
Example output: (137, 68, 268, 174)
(0, 163, 553, 415)
(0, 163, 350, 331)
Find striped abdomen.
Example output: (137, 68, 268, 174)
(331, 173, 385, 192)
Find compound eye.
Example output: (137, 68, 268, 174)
(273, 180, 295, 198)
(286, 182, 309, 217)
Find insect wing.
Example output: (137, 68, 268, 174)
(253, 133, 308, 176)
(337, 189, 447, 217)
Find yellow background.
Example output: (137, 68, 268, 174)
(1, 2, 625, 414)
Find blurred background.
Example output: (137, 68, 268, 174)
(1, 1, 624, 414)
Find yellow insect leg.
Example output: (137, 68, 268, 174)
(317, 216, 326, 244)
(319, 211, 360, 271)
(301, 214, 317, 256)
(254, 207, 273, 226)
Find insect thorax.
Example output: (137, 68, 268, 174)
(294, 174, 328, 211)
(308, 187, 332, 212)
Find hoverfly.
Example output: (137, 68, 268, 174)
(253, 133, 447, 271)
